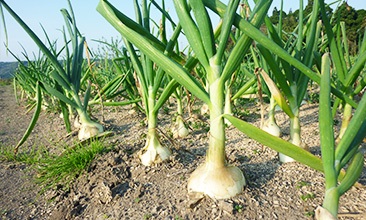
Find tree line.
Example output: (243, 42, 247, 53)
(268, 0, 366, 55)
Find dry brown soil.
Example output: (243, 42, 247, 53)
(1, 82, 366, 220)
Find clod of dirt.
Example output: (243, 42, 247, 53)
(92, 181, 113, 204)
(49, 199, 82, 220)
(133, 183, 145, 199)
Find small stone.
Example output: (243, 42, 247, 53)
(272, 213, 278, 219)
(152, 206, 159, 213)
(134, 184, 144, 198)
(73, 193, 81, 202)
(128, 109, 135, 115)
(30, 208, 37, 215)
(218, 200, 234, 214)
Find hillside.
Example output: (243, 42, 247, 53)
(0, 62, 18, 79)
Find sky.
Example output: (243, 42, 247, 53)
(0, 0, 365, 62)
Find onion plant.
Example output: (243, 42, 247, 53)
(0, 0, 104, 146)
(8, 39, 70, 113)
(10, 51, 54, 110)
(255, 0, 322, 162)
(118, 0, 193, 166)
(97, 0, 276, 198)
(172, 86, 189, 138)
(319, 3, 366, 143)
(261, 94, 281, 137)
(97, 0, 361, 200)
(204, 0, 357, 109)
(246, 44, 280, 136)
(315, 53, 366, 220)
(89, 39, 143, 109)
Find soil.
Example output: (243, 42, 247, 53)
(1, 82, 366, 220)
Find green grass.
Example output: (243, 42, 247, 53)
(33, 138, 114, 196)
(235, 204, 243, 213)
(297, 181, 310, 189)
(233, 108, 251, 119)
(1, 209, 7, 215)
(300, 193, 316, 202)
(1, 138, 113, 199)
(0, 142, 43, 164)
(305, 211, 315, 217)
(0, 79, 12, 86)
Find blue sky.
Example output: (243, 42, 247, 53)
(0, 0, 365, 62)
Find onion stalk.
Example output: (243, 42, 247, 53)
(262, 96, 281, 137)
(315, 53, 366, 220)
(255, 0, 320, 163)
(139, 111, 171, 166)
(0, 0, 104, 144)
(187, 63, 246, 199)
(314, 2, 366, 217)
(120, 0, 192, 166)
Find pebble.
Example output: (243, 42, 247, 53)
(218, 200, 234, 214)
(73, 193, 81, 202)
(152, 206, 159, 213)
(30, 208, 37, 215)
(133, 184, 144, 198)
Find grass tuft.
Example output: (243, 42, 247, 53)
(34, 138, 113, 195)
(0, 141, 43, 164)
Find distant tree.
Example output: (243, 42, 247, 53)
(304, 0, 332, 19)
(270, 7, 280, 25)
(304, 0, 314, 17)
(282, 9, 298, 33)
(332, 2, 365, 55)
(355, 9, 366, 44)
(267, 0, 332, 33)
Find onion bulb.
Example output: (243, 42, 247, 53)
(279, 140, 309, 163)
(188, 161, 246, 199)
(139, 129, 172, 166)
(173, 115, 189, 138)
(315, 206, 336, 220)
(78, 121, 103, 140)
(77, 110, 103, 140)
(262, 118, 281, 137)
